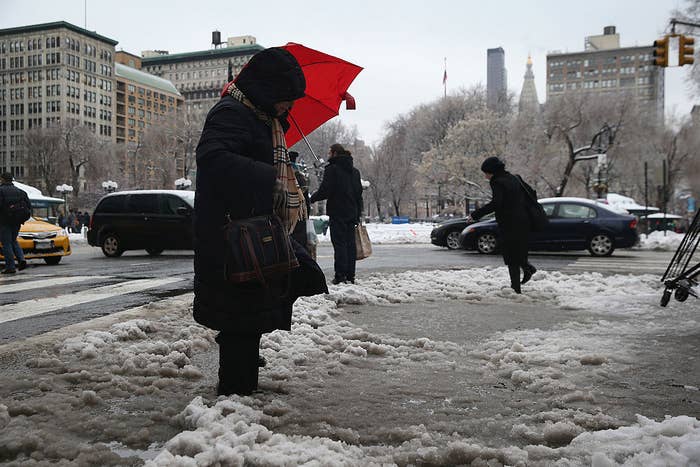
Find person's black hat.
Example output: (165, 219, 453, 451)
(235, 47, 306, 117)
(480, 156, 505, 174)
(289, 151, 299, 162)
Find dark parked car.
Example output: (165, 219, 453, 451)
(87, 190, 194, 257)
(431, 214, 494, 250)
(458, 197, 638, 257)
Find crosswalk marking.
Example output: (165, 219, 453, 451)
(567, 258, 669, 273)
(0, 276, 107, 295)
(0, 278, 183, 325)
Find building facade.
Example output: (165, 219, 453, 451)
(546, 26, 665, 120)
(487, 47, 507, 110)
(0, 21, 118, 180)
(114, 54, 183, 145)
(140, 36, 264, 114)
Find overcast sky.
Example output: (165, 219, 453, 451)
(4, 0, 696, 145)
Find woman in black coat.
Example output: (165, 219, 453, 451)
(193, 47, 325, 396)
(469, 156, 537, 294)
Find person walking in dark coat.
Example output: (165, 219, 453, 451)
(193, 47, 326, 397)
(0, 172, 29, 274)
(289, 151, 313, 255)
(468, 156, 537, 294)
(309, 143, 363, 284)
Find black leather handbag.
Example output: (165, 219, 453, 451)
(223, 215, 299, 286)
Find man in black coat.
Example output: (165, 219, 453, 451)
(469, 157, 537, 293)
(309, 143, 363, 284)
(193, 47, 326, 396)
(0, 172, 29, 274)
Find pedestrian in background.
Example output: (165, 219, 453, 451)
(309, 143, 363, 284)
(67, 210, 76, 233)
(289, 151, 314, 257)
(0, 172, 30, 274)
(193, 47, 326, 397)
(468, 156, 537, 294)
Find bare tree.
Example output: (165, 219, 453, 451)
(60, 123, 101, 199)
(23, 126, 66, 196)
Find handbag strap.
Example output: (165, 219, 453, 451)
(241, 226, 267, 287)
(516, 175, 537, 204)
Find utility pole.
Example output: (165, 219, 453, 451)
(644, 161, 649, 234)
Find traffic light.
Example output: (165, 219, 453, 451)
(653, 36, 669, 67)
(679, 35, 695, 66)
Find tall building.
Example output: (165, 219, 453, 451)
(546, 26, 665, 120)
(114, 52, 183, 146)
(113, 52, 183, 186)
(487, 47, 507, 110)
(0, 21, 118, 180)
(140, 34, 264, 114)
(518, 55, 540, 114)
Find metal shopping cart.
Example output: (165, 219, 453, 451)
(660, 210, 700, 306)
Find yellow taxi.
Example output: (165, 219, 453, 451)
(0, 217, 71, 265)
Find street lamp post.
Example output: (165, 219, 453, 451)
(55, 184, 73, 213)
(101, 180, 118, 193)
(174, 178, 192, 190)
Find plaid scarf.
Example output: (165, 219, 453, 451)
(225, 83, 306, 233)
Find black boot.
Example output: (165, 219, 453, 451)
(521, 263, 537, 284)
(508, 264, 522, 294)
(332, 275, 346, 285)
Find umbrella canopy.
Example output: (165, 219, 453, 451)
(280, 43, 363, 147)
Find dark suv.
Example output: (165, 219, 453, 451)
(87, 190, 194, 257)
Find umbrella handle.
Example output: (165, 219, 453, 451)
(289, 114, 321, 163)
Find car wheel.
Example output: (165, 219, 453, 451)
(101, 233, 124, 257)
(476, 232, 498, 254)
(588, 233, 614, 257)
(146, 248, 164, 256)
(44, 257, 61, 265)
(445, 230, 462, 250)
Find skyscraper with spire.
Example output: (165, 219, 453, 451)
(518, 55, 540, 115)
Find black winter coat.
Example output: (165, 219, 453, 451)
(309, 155, 363, 223)
(0, 183, 30, 226)
(192, 47, 327, 335)
(471, 170, 530, 232)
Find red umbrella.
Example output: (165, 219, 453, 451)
(280, 43, 363, 148)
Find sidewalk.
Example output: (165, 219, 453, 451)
(1, 267, 699, 465)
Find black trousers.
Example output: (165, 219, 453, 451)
(501, 230, 531, 291)
(215, 332, 261, 396)
(329, 219, 357, 280)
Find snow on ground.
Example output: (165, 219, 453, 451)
(68, 230, 88, 244)
(635, 230, 685, 252)
(317, 222, 435, 244)
(2, 267, 700, 465)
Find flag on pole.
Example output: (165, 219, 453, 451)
(442, 68, 447, 85)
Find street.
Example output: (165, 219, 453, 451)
(0, 243, 675, 343)
(1, 241, 698, 466)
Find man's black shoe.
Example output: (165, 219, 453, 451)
(17, 261, 27, 271)
(1, 269, 16, 274)
(521, 265, 537, 285)
(332, 276, 346, 285)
